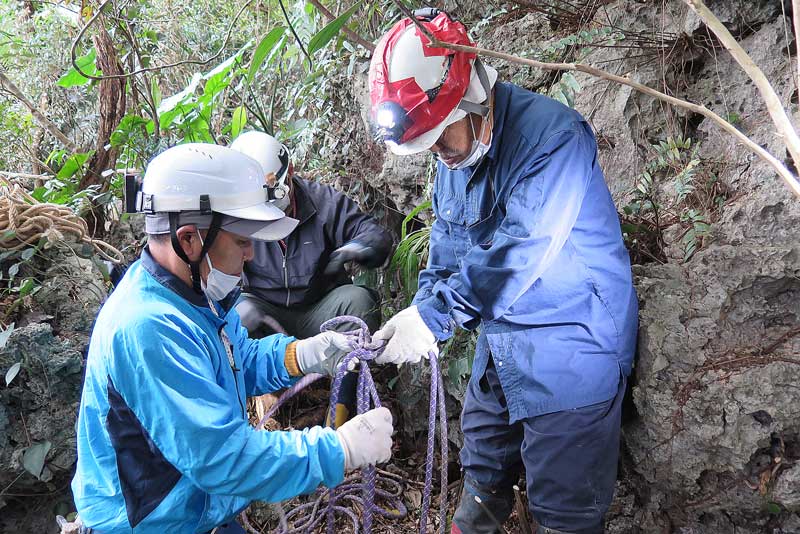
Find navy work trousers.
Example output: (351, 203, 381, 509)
(455, 357, 625, 534)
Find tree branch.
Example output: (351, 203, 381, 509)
(307, 0, 375, 52)
(683, 0, 800, 173)
(389, 1, 800, 199)
(0, 72, 78, 153)
(793, 0, 800, 93)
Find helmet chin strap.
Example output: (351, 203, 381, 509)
(169, 211, 224, 294)
(456, 59, 492, 117)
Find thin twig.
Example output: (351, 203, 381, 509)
(70, 0, 255, 81)
(683, 0, 800, 174)
(793, 0, 800, 93)
(277, 0, 312, 69)
(0, 171, 54, 180)
(389, 0, 800, 199)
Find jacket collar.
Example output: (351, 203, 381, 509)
(141, 247, 239, 313)
(485, 83, 509, 164)
(290, 176, 318, 226)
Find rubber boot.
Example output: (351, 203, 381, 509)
(325, 371, 358, 428)
(451, 477, 513, 534)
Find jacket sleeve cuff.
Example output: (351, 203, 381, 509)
(416, 295, 456, 342)
(284, 342, 303, 377)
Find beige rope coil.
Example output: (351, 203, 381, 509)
(1, 178, 124, 263)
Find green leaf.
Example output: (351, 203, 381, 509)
(110, 114, 151, 147)
(307, 2, 362, 55)
(0, 323, 15, 352)
(150, 77, 162, 109)
(22, 441, 51, 480)
(202, 46, 247, 99)
(57, 48, 100, 88)
(158, 73, 202, 116)
(5, 362, 20, 385)
(2, 229, 15, 240)
(448, 356, 471, 384)
(231, 106, 247, 139)
(248, 27, 286, 83)
(766, 502, 781, 514)
(401, 200, 432, 240)
(562, 72, 581, 93)
(17, 278, 36, 297)
(56, 151, 93, 181)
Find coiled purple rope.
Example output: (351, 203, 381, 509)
(250, 315, 449, 534)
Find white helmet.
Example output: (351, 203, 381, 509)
(230, 131, 291, 211)
(137, 143, 299, 294)
(141, 143, 297, 241)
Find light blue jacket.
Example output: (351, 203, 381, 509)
(414, 82, 638, 421)
(72, 249, 344, 533)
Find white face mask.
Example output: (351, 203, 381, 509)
(198, 233, 241, 301)
(441, 115, 492, 171)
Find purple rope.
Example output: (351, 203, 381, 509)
(419, 351, 448, 534)
(253, 315, 448, 534)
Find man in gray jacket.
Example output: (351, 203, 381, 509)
(231, 131, 392, 426)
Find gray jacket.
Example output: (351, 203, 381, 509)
(243, 176, 392, 307)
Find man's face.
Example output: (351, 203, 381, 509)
(429, 114, 482, 168)
(200, 230, 254, 278)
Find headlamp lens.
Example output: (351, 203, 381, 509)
(377, 108, 397, 129)
(374, 101, 410, 144)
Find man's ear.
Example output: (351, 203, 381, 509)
(175, 225, 203, 262)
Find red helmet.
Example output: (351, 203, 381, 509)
(369, 11, 478, 155)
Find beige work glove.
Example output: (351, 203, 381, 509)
(335, 407, 393, 471)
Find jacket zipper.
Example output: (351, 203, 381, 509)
(280, 240, 290, 307)
(218, 323, 245, 419)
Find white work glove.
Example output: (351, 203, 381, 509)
(335, 407, 393, 471)
(295, 331, 355, 377)
(372, 305, 439, 365)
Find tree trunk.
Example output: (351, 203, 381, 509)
(80, 28, 127, 236)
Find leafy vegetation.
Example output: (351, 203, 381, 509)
(622, 135, 727, 264)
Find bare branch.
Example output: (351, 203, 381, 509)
(0, 72, 78, 153)
(0, 171, 54, 180)
(387, 2, 800, 198)
(683, 0, 800, 174)
(307, 0, 375, 52)
(793, 0, 800, 92)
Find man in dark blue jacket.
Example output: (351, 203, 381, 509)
(231, 131, 392, 426)
(368, 11, 638, 534)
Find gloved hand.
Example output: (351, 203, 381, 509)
(295, 331, 355, 377)
(323, 240, 377, 275)
(335, 407, 393, 471)
(372, 305, 438, 365)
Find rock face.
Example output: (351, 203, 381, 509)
(0, 249, 106, 532)
(0, 323, 85, 531)
(354, 0, 800, 530)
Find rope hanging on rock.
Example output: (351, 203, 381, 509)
(0, 179, 124, 263)
(245, 316, 449, 534)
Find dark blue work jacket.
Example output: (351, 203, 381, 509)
(414, 82, 638, 422)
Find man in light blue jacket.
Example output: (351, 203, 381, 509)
(369, 11, 637, 534)
(71, 143, 393, 533)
